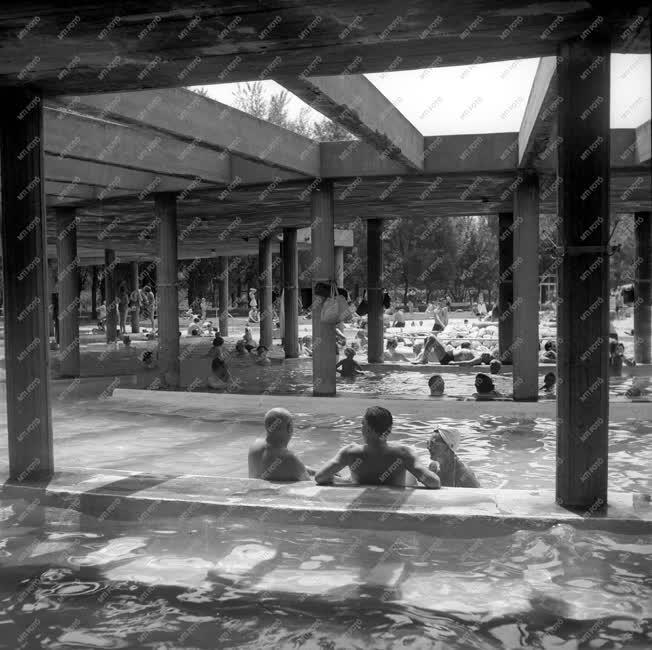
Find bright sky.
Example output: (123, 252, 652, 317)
(192, 54, 650, 136)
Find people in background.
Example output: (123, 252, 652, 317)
(393, 308, 406, 328)
(300, 335, 313, 357)
(540, 340, 557, 363)
(609, 341, 635, 377)
(428, 374, 445, 397)
(427, 429, 480, 488)
(200, 297, 208, 321)
(413, 335, 455, 365)
(248, 408, 313, 481)
(141, 285, 156, 330)
(432, 300, 448, 332)
(541, 371, 556, 394)
(489, 359, 502, 375)
(337, 347, 365, 378)
(118, 283, 130, 336)
(186, 316, 203, 336)
(97, 301, 107, 331)
(473, 373, 503, 400)
(255, 344, 271, 365)
(315, 406, 441, 488)
(234, 340, 247, 357)
(205, 335, 232, 388)
(384, 337, 409, 362)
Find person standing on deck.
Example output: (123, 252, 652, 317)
(117, 283, 130, 336)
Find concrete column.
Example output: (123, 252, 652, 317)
(104, 249, 118, 343)
(512, 174, 540, 401)
(335, 246, 345, 287)
(556, 35, 610, 509)
(55, 207, 80, 377)
(633, 212, 651, 364)
(258, 236, 273, 348)
(367, 219, 384, 363)
(130, 261, 140, 333)
(311, 180, 336, 395)
(91, 265, 98, 320)
(217, 256, 229, 336)
(498, 212, 514, 364)
(47, 259, 58, 342)
(283, 228, 299, 358)
(0, 87, 54, 481)
(155, 193, 180, 388)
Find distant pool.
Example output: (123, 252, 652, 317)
(0, 501, 650, 649)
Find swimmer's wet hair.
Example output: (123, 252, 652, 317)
(489, 359, 501, 374)
(428, 374, 445, 389)
(475, 373, 495, 394)
(257, 344, 268, 353)
(364, 406, 392, 437)
(344, 347, 355, 356)
(480, 352, 492, 365)
(213, 336, 224, 347)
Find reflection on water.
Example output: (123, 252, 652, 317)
(0, 504, 650, 649)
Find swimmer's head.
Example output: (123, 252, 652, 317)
(489, 359, 501, 374)
(235, 340, 245, 353)
(460, 341, 471, 349)
(362, 406, 392, 443)
(386, 338, 398, 350)
(344, 347, 355, 358)
(475, 373, 495, 394)
(213, 336, 224, 347)
(542, 371, 556, 390)
(428, 374, 445, 396)
(351, 341, 360, 352)
(480, 352, 492, 365)
(427, 429, 458, 456)
(264, 407, 293, 446)
(193, 316, 200, 323)
(257, 344, 268, 356)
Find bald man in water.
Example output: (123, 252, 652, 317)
(248, 408, 313, 482)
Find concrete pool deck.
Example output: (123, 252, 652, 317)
(2, 468, 651, 536)
(107, 388, 652, 420)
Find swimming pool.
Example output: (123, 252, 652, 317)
(12, 391, 649, 494)
(1, 499, 650, 648)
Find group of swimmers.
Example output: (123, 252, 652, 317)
(248, 406, 481, 488)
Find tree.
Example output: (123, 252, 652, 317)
(233, 81, 267, 119)
(188, 86, 209, 97)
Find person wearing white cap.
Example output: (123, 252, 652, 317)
(426, 429, 480, 488)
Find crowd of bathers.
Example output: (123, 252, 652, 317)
(248, 406, 481, 489)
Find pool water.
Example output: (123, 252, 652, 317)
(1, 500, 651, 649)
(167, 356, 649, 401)
(20, 396, 651, 493)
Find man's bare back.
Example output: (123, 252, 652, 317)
(248, 440, 310, 482)
(315, 407, 440, 489)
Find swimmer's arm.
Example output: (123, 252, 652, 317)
(315, 447, 352, 485)
(282, 451, 312, 481)
(335, 359, 343, 369)
(403, 449, 441, 489)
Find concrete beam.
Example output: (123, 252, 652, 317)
(54, 89, 319, 176)
(636, 120, 651, 163)
(518, 56, 559, 168)
(45, 155, 218, 195)
(320, 133, 519, 178)
(45, 107, 230, 184)
(295, 227, 353, 248)
(280, 74, 423, 170)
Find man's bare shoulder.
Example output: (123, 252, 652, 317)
(391, 444, 419, 461)
(248, 439, 267, 456)
(337, 443, 364, 459)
